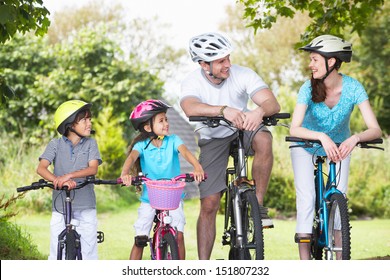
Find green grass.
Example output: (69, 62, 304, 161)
(11, 198, 390, 260)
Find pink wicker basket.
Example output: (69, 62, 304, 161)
(145, 180, 185, 210)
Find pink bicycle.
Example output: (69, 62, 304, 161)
(114, 173, 201, 260)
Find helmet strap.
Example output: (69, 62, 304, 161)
(204, 62, 225, 82)
(319, 57, 335, 82)
(69, 127, 85, 138)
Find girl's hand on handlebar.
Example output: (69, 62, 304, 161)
(192, 167, 205, 182)
(120, 174, 133, 186)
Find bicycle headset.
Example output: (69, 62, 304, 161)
(188, 32, 233, 81)
(299, 34, 352, 81)
(54, 100, 92, 136)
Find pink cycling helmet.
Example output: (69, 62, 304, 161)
(130, 99, 171, 130)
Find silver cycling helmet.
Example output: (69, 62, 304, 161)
(189, 32, 233, 63)
(299, 35, 352, 62)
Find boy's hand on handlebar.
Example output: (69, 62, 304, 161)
(54, 174, 74, 189)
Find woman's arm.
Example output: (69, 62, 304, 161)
(339, 100, 382, 159)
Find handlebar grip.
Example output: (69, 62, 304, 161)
(17, 186, 33, 192)
(273, 113, 291, 119)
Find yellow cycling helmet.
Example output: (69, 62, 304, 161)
(54, 100, 92, 135)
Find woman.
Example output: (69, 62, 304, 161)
(289, 35, 382, 260)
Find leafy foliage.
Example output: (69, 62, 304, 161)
(0, 0, 50, 44)
(0, 27, 164, 144)
(239, 0, 385, 43)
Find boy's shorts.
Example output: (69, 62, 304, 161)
(134, 201, 186, 236)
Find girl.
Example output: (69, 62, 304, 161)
(120, 99, 204, 260)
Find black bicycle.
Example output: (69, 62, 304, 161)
(17, 176, 122, 260)
(190, 113, 290, 260)
(286, 136, 384, 259)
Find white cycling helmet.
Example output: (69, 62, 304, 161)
(299, 35, 352, 62)
(189, 32, 233, 63)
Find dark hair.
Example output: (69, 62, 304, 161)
(310, 58, 343, 103)
(127, 125, 151, 176)
(64, 108, 92, 136)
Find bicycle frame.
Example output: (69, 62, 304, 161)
(150, 210, 177, 260)
(225, 129, 255, 249)
(314, 157, 344, 251)
(56, 188, 82, 260)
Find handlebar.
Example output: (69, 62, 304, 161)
(16, 176, 122, 193)
(129, 173, 207, 186)
(17, 173, 206, 193)
(285, 136, 384, 150)
(189, 113, 290, 128)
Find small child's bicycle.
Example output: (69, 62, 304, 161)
(123, 173, 202, 260)
(16, 176, 121, 260)
(286, 136, 384, 260)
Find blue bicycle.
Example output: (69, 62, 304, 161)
(286, 136, 384, 260)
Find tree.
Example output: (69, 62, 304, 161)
(221, 4, 310, 91)
(239, 0, 385, 43)
(0, 27, 164, 143)
(353, 2, 390, 134)
(0, 0, 50, 43)
(0, 0, 50, 107)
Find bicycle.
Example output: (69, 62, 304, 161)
(17, 176, 121, 260)
(189, 113, 290, 260)
(285, 136, 384, 260)
(118, 173, 201, 260)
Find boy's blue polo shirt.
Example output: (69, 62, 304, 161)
(133, 134, 184, 203)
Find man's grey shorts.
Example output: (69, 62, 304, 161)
(197, 127, 271, 199)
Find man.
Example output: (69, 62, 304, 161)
(180, 32, 280, 259)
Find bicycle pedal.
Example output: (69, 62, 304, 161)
(97, 231, 105, 243)
(294, 234, 311, 243)
(263, 225, 274, 229)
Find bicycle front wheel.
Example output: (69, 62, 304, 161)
(240, 190, 264, 260)
(65, 230, 80, 260)
(327, 193, 351, 260)
(160, 232, 179, 260)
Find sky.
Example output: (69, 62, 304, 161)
(42, 0, 237, 101)
(43, 0, 236, 52)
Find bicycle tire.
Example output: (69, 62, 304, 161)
(311, 221, 323, 260)
(65, 230, 78, 260)
(161, 232, 179, 260)
(326, 193, 351, 260)
(240, 190, 264, 260)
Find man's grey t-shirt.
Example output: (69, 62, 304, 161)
(39, 136, 102, 211)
